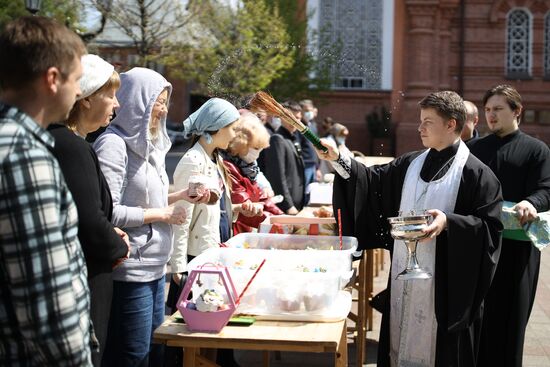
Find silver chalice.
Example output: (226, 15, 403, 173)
(387, 210, 433, 280)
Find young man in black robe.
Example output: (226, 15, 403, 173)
(468, 85, 550, 367)
(316, 91, 503, 366)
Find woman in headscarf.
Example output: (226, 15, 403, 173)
(168, 98, 262, 367)
(170, 98, 263, 284)
(48, 54, 130, 367)
(94, 67, 205, 367)
(223, 110, 283, 234)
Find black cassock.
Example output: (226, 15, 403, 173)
(333, 145, 502, 366)
(468, 130, 550, 367)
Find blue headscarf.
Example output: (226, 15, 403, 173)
(182, 98, 240, 144)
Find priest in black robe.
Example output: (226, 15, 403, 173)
(468, 85, 550, 367)
(317, 91, 503, 366)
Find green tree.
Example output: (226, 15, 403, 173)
(161, 0, 294, 101)
(88, 0, 207, 66)
(263, 0, 337, 100)
(0, 0, 83, 31)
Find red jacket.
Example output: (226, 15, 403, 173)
(223, 159, 283, 234)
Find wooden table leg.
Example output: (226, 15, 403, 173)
(335, 321, 348, 367)
(184, 347, 197, 367)
(356, 251, 367, 366)
(366, 249, 374, 331)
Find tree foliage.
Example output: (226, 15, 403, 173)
(160, 0, 294, 101)
(89, 0, 206, 65)
(0, 0, 83, 30)
(264, 0, 337, 100)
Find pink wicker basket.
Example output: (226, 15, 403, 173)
(176, 264, 238, 332)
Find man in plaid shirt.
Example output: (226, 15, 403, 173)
(0, 17, 91, 366)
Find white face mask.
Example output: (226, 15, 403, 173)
(335, 136, 346, 146)
(242, 148, 261, 163)
(270, 117, 282, 130)
(303, 111, 314, 122)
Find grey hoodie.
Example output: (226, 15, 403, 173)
(94, 67, 173, 282)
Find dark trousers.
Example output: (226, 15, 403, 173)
(478, 239, 541, 367)
(89, 272, 113, 367)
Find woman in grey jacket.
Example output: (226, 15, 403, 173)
(94, 67, 204, 367)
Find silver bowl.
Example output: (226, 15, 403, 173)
(387, 212, 433, 280)
(387, 214, 431, 241)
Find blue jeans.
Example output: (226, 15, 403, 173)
(304, 164, 316, 205)
(102, 276, 165, 367)
(304, 164, 316, 188)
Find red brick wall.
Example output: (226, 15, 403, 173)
(316, 90, 392, 155)
(393, 0, 550, 155)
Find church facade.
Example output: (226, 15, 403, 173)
(93, 0, 550, 156)
(310, 0, 550, 156)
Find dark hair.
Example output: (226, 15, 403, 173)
(418, 91, 465, 133)
(0, 16, 86, 90)
(482, 84, 522, 112)
(282, 100, 302, 113)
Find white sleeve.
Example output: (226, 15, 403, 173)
(329, 152, 352, 180)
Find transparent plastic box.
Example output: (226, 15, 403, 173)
(187, 233, 357, 321)
(224, 233, 357, 274)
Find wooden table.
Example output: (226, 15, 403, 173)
(153, 315, 347, 367)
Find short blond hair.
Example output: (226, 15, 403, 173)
(65, 70, 120, 131)
(228, 110, 270, 156)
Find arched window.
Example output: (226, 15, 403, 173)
(506, 8, 532, 79)
(544, 12, 550, 77)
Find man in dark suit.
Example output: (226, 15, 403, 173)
(261, 100, 306, 214)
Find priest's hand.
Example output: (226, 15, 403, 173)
(315, 138, 339, 161)
(513, 200, 538, 225)
(421, 209, 447, 240)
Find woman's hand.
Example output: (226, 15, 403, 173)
(314, 138, 339, 161)
(170, 188, 210, 205)
(164, 205, 187, 225)
(112, 227, 130, 269)
(238, 201, 264, 217)
(114, 227, 130, 256)
(262, 187, 275, 198)
(144, 206, 187, 225)
(286, 206, 299, 215)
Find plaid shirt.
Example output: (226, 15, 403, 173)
(0, 104, 92, 366)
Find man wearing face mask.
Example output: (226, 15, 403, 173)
(297, 99, 321, 194)
(266, 115, 281, 135)
(261, 100, 306, 214)
(300, 99, 319, 135)
(320, 123, 352, 176)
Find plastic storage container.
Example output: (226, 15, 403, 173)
(187, 233, 357, 321)
(224, 233, 357, 273)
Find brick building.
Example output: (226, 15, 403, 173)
(93, 0, 550, 156)
(308, 0, 550, 156)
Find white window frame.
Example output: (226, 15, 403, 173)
(506, 8, 532, 79)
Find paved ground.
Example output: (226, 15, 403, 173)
(230, 248, 550, 366)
